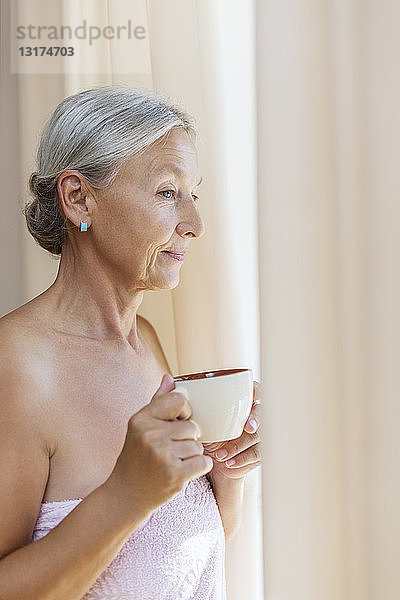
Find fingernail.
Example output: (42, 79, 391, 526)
(215, 449, 228, 460)
(247, 418, 257, 433)
(165, 374, 174, 386)
(226, 458, 236, 466)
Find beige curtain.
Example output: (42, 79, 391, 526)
(1, 0, 263, 598)
(257, 0, 400, 599)
(7, 0, 400, 598)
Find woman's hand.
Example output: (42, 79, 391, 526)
(202, 381, 262, 482)
(108, 374, 213, 514)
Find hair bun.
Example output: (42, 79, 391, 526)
(29, 171, 39, 195)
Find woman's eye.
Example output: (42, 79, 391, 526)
(159, 190, 199, 202)
(160, 190, 176, 200)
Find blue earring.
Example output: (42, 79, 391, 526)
(80, 221, 88, 231)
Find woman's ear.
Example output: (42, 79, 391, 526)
(57, 170, 95, 228)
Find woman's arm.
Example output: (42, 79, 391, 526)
(0, 482, 153, 600)
(206, 474, 245, 540)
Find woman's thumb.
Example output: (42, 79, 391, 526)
(154, 373, 175, 397)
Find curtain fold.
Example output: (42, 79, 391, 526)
(256, 4, 346, 596)
(0, 0, 23, 316)
(257, 1, 400, 598)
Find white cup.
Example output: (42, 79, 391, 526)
(173, 368, 253, 442)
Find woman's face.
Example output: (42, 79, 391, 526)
(91, 127, 205, 290)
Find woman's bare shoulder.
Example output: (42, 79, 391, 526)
(0, 312, 45, 425)
(0, 303, 57, 452)
(0, 303, 47, 372)
(137, 315, 171, 373)
(0, 304, 55, 427)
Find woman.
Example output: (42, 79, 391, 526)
(0, 86, 261, 600)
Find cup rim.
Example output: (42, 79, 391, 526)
(173, 367, 251, 382)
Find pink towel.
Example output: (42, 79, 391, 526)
(32, 475, 226, 600)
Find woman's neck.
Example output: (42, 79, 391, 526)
(40, 248, 145, 351)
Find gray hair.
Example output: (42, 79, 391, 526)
(25, 85, 197, 256)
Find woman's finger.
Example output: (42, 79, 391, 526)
(219, 460, 262, 479)
(224, 443, 261, 468)
(214, 430, 260, 461)
(244, 402, 261, 434)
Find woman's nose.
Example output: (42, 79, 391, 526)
(175, 199, 205, 239)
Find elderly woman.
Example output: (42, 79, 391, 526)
(0, 86, 261, 600)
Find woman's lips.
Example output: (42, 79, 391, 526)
(162, 251, 185, 262)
